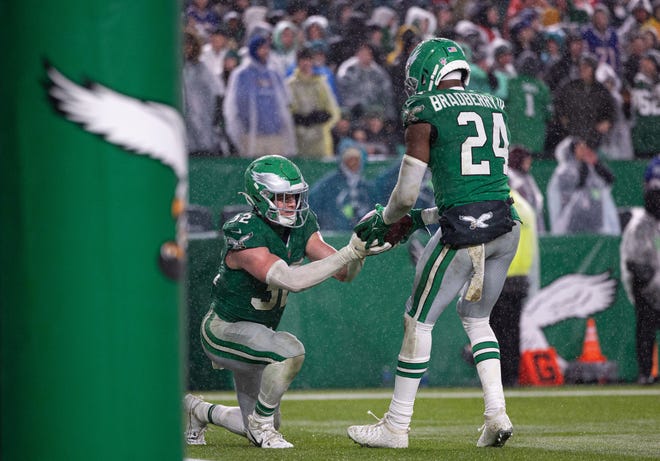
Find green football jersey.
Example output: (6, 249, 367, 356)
(631, 78, 660, 156)
(506, 75, 551, 155)
(211, 210, 319, 329)
(402, 88, 517, 218)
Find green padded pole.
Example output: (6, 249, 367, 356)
(0, 1, 185, 460)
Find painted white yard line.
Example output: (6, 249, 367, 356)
(197, 387, 660, 402)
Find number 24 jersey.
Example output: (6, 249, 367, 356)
(402, 88, 516, 218)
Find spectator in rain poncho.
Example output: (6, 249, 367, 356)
(594, 62, 634, 160)
(620, 155, 660, 384)
(404, 6, 436, 39)
(508, 145, 546, 234)
(306, 41, 340, 104)
(223, 34, 296, 158)
(547, 136, 621, 235)
(183, 32, 222, 155)
(287, 46, 341, 159)
(302, 15, 328, 43)
(336, 42, 396, 121)
(618, 0, 653, 47)
(242, 6, 269, 43)
(199, 26, 230, 85)
(270, 20, 300, 78)
(308, 141, 376, 231)
(369, 6, 399, 55)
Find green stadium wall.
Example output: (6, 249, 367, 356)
(186, 157, 650, 390)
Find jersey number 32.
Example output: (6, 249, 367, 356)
(251, 285, 289, 311)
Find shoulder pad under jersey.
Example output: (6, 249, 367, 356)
(401, 94, 435, 128)
(222, 212, 268, 251)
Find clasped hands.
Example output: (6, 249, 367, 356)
(347, 204, 427, 259)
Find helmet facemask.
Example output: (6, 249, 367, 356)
(404, 75, 420, 98)
(258, 186, 309, 228)
(404, 46, 424, 97)
(403, 77, 419, 97)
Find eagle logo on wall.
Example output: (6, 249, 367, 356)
(44, 63, 188, 280)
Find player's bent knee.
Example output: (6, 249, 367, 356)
(278, 354, 305, 381)
(276, 330, 306, 357)
(289, 354, 305, 371)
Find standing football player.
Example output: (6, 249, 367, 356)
(347, 38, 520, 448)
(184, 155, 385, 448)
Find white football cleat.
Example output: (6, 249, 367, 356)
(477, 409, 513, 447)
(246, 414, 293, 449)
(184, 394, 208, 445)
(347, 412, 409, 448)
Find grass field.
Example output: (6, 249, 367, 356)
(185, 386, 660, 461)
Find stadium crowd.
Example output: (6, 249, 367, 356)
(182, 0, 660, 163)
(181, 0, 660, 238)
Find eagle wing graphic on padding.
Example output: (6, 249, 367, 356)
(520, 272, 616, 354)
(45, 64, 188, 199)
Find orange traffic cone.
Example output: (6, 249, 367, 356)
(577, 318, 607, 363)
